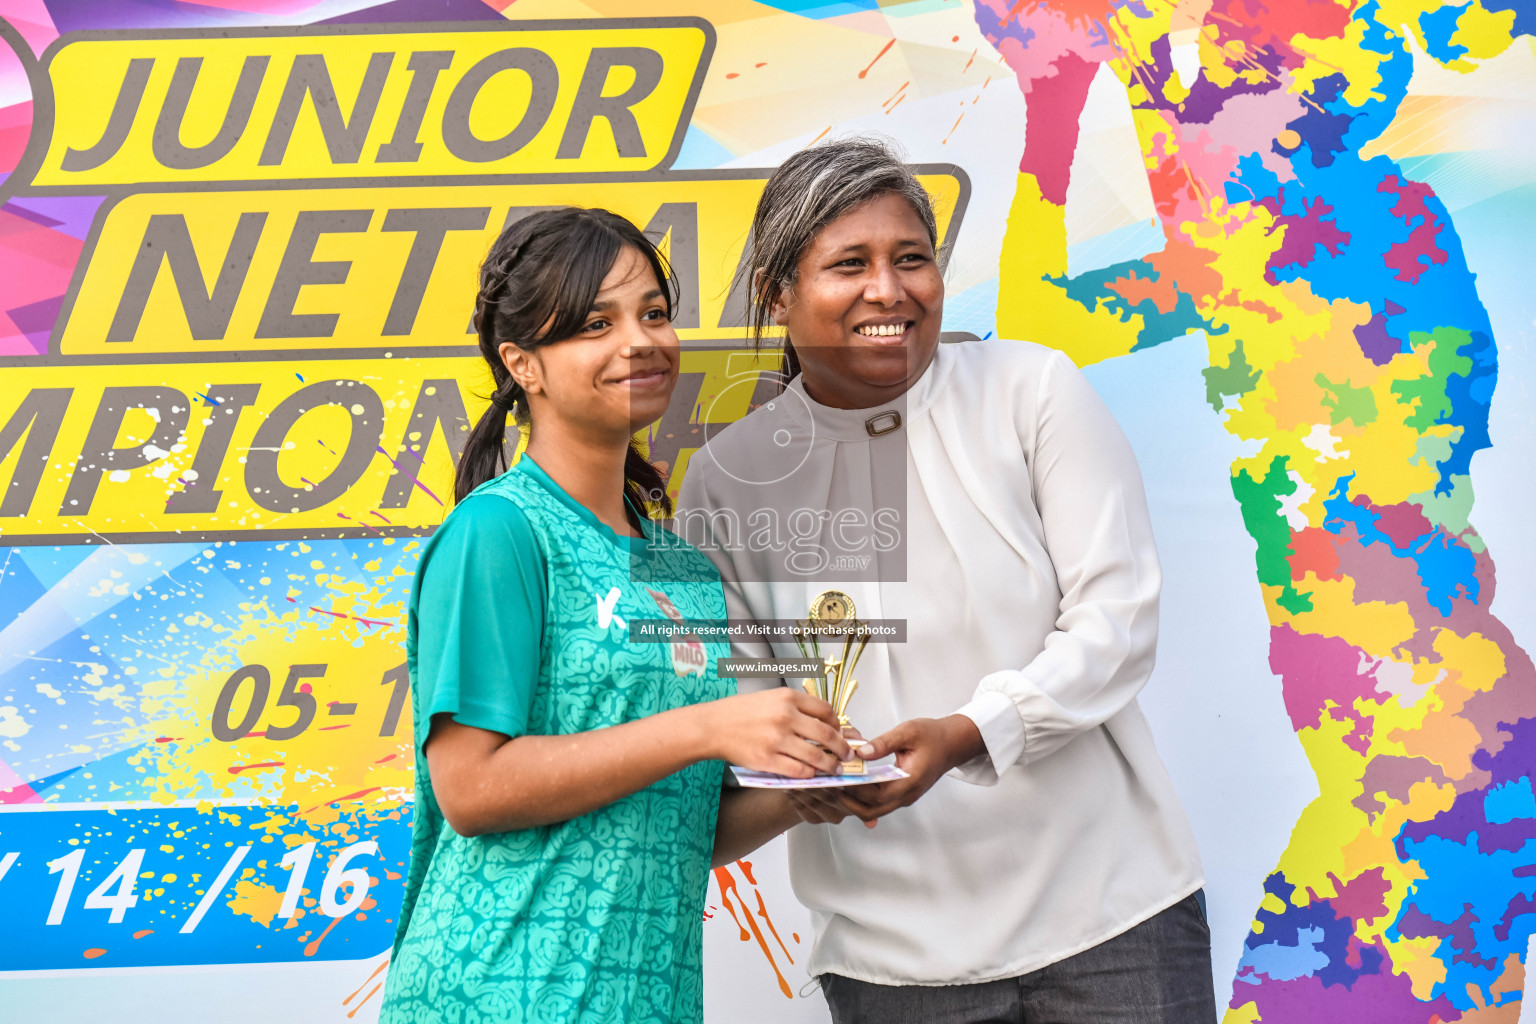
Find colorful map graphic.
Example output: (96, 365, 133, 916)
(976, 0, 1536, 1018)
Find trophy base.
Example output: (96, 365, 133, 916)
(838, 722, 865, 775)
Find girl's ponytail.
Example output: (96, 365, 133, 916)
(454, 385, 524, 503)
(454, 288, 524, 502)
(624, 442, 672, 519)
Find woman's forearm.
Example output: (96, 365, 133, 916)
(713, 788, 800, 867)
(428, 703, 719, 836)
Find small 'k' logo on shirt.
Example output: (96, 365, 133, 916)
(595, 587, 626, 630)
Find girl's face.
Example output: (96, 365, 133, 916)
(771, 192, 944, 410)
(504, 246, 681, 441)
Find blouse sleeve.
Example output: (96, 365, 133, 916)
(409, 494, 547, 756)
(953, 348, 1162, 784)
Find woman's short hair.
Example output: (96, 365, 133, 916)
(742, 135, 939, 349)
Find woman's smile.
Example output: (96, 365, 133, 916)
(852, 318, 916, 342)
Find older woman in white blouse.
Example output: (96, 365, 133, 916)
(675, 137, 1215, 1024)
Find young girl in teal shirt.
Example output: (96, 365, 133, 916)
(378, 208, 851, 1024)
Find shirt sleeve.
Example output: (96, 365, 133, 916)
(951, 348, 1162, 785)
(410, 494, 546, 752)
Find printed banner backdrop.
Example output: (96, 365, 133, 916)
(0, 0, 1532, 1021)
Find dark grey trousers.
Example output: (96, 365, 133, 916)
(820, 891, 1218, 1024)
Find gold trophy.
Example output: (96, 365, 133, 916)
(793, 590, 872, 775)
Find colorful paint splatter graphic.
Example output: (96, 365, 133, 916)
(0, 537, 418, 966)
(712, 858, 805, 998)
(977, 0, 1536, 1018)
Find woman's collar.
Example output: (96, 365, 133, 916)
(780, 342, 953, 441)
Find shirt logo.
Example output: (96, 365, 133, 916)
(595, 587, 627, 630)
(648, 588, 706, 677)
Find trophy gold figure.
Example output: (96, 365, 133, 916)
(793, 590, 872, 775)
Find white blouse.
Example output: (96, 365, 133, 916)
(676, 338, 1204, 986)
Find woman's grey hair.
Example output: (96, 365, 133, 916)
(740, 136, 939, 356)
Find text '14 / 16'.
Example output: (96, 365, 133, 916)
(0, 840, 382, 932)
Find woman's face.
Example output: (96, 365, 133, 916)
(504, 245, 681, 441)
(772, 192, 944, 410)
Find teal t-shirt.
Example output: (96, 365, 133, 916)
(380, 457, 732, 1024)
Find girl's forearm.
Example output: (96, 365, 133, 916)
(712, 788, 800, 867)
(429, 702, 720, 836)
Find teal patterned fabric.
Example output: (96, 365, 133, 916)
(380, 457, 732, 1024)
